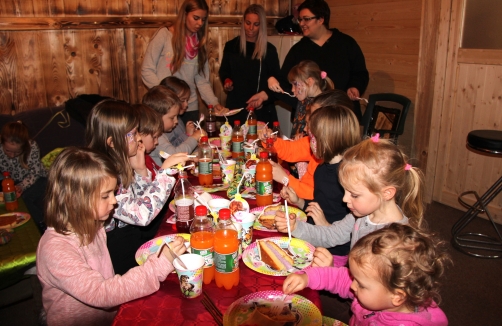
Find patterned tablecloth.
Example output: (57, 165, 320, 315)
(113, 190, 323, 326)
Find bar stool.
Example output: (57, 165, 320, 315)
(451, 130, 502, 258)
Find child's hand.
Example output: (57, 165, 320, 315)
(280, 186, 302, 207)
(270, 160, 288, 184)
(274, 209, 297, 233)
(283, 273, 308, 294)
(159, 237, 187, 264)
(186, 121, 196, 136)
(129, 142, 148, 177)
(190, 129, 203, 140)
(258, 127, 273, 143)
(161, 153, 190, 170)
(312, 247, 334, 267)
(305, 202, 330, 226)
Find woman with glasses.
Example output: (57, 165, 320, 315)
(218, 4, 281, 126)
(267, 0, 369, 124)
(0, 121, 47, 232)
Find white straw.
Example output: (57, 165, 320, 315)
(285, 200, 291, 243)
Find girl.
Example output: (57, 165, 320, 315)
(141, 0, 225, 121)
(261, 89, 355, 200)
(86, 99, 189, 275)
(37, 147, 186, 326)
(276, 105, 360, 266)
(283, 223, 449, 325)
(218, 4, 281, 126)
(275, 134, 424, 267)
(287, 59, 334, 138)
(0, 121, 47, 232)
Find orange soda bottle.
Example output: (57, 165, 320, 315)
(246, 108, 258, 142)
(231, 120, 244, 159)
(255, 151, 273, 207)
(214, 208, 239, 290)
(190, 205, 215, 284)
(198, 136, 213, 185)
(2, 172, 18, 211)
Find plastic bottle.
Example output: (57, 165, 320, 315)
(214, 208, 240, 290)
(2, 172, 18, 211)
(190, 205, 215, 284)
(174, 171, 194, 233)
(231, 120, 244, 159)
(206, 105, 217, 137)
(265, 137, 278, 163)
(246, 108, 258, 142)
(255, 151, 273, 207)
(272, 121, 282, 140)
(198, 136, 213, 185)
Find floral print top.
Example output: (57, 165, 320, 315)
(0, 141, 47, 192)
(105, 167, 176, 232)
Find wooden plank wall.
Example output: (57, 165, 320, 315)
(326, 0, 422, 157)
(0, 0, 289, 114)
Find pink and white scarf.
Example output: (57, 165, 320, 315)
(185, 33, 199, 60)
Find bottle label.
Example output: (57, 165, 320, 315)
(4, 191, 16, 203)
(232, 141, 243, 153)
(214, 251, 239, 273)
(256, 180, 273, 196)
(191, 247, 214, 267)
(248, 125, 257, 135)
(175, 199, 194, 222)
(198, 159, 213, 175)
(207, 121, 216, 132)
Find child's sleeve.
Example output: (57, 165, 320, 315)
(292, 213, 355, 248)
(150, 134, 197, 166)
(305, 266, 354, 299)
(113, 170, 176, 226)
(18, 141, 47, 192)
(274, 137, 312, 162)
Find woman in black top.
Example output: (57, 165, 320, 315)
(218, 4, 281, 126)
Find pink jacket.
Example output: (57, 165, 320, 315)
(304, 267, 448, 326)
(37, 227, 173, 326)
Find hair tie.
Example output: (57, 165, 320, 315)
(370, 133, 380, 142)
(405, 163, 412, 171)
(320, 71, 327, 79)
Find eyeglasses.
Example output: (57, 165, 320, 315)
(297, 16, 318, 23)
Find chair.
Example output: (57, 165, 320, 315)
(361, 93, 412, 144)
(451, 130, 502, 258)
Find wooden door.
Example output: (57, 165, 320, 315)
(428, 0, 502, 222)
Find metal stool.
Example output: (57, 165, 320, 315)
(451, 130, 502, 258)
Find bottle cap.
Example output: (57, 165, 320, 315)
(208, 104, 213, 108)
(200, 136, 208, 142)
(2, 172, 9, 177)
(234, 120, 241, 126)
(248, 107, 254, 111)
(266, 137, 274, 144)
(195, 205, 207, 216)
(259, 151, 268, 159)
(273, 121, 279, 126)
(219, 208, 230, 220)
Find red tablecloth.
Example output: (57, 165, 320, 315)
(113, 183, 322, 325)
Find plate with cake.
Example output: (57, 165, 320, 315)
(243, 237, 314, 276)
(0, 212, 31, 229)
(251, 204, 307, 232)
(223, 290, 322, 326)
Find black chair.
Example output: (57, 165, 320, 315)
(361, 93, 411, 144)
(451, 130, 502, 258)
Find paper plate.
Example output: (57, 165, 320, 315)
(168, 194, 223, 213)
(240, 192, 281, 203)
(192, 183, 229, 194)
(250, 204, 307, 232)
(0, 212, 31, 230)
(223, 290, 322, 326)
(322, 316, 348, 326)
(208, 137, 220, 147)
(135, 233, 190, 265)
(243, 237, 314, 276)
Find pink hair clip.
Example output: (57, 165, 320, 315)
(405, 163, 412, 171)
(320, 71, 327, 79)
(370, 133, 380, 142)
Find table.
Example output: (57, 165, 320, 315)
(0, 199, 41, 289)
(113, 183, 323, 325)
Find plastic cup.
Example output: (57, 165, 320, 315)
(232, 221, 243, 257)
(232, 211, 256, 250)
(220, 134, 232, 152)
(208, 198, 230, 213)
(243, 145, 255, 160)
(173, 254, 205, 299)
(221, 159, 236, 185)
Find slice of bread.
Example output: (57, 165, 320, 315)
(257, 240, 294, 271)
(0, 214, 18, 228)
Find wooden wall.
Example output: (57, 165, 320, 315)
(0, 0, 289, 114)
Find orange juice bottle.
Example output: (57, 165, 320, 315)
(2, 172, 18, 211)
(214, 208, 239, 290)
(190, 205, 215, 284)
(255, 151, 273, 207)
(231, 120, 244, 159)
(246, 107, 258, 142)
(198, 136, 213, 185)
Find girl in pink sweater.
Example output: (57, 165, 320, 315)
(283, 223, 450, 326)
(37, 147, 187, 326)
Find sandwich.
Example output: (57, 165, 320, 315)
(241, 301, 298, 326)
(257, 240, 294, 272)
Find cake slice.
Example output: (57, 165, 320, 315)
(257, 240, 294, 271)
(257, 204, 282, 229)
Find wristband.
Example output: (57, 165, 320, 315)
(282, 176, 289, 186)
